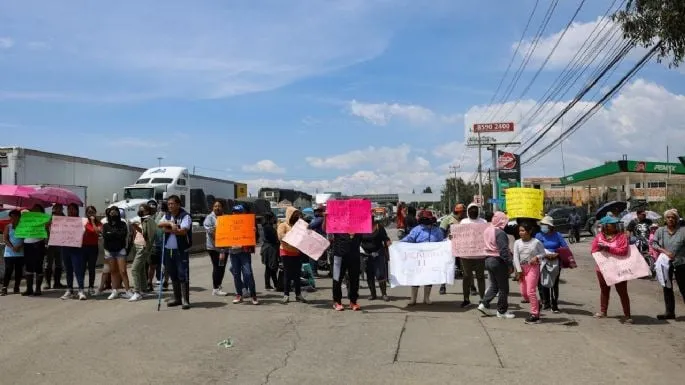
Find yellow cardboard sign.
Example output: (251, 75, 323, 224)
(505, 188, 544, 219)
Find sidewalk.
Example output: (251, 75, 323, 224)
(0, 240, 683, 385)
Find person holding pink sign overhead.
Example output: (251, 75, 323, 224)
(331, 233, 363, 311)
(591, 215, 631, 323)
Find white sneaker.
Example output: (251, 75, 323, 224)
(121, 291, 134, 299)
(478, 303, 493, 316)
(88, 288, 97, 296)
(77, 291, 87, 301)
(60, 290, 73, 300)
(496, 311, 515, 319)
(128, 292, 142, 302)
(107, 290, 118, 300)
(212, 288, 229, 296)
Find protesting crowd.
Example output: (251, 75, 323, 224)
(2, 190, 685, 325)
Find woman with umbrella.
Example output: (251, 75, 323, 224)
(22, 204, 48, 296)
(2, 209, 24, 295)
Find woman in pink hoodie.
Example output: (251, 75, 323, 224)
(591, 215, 631, 323)
(477, 212, 515, 319)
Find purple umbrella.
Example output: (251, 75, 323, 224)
(29, 186, 84, 206)
(0, 184, 47, 208)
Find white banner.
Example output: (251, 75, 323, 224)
(389, 241, 455, 288)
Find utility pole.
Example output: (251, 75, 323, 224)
(477, 133, 483, 206)
(449, 164, 460, 204)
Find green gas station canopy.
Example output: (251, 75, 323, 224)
(560, 160, 685, 187)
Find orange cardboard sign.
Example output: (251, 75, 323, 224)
(215, 214, 256, 248)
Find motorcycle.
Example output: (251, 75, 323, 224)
(633, 235, 655, 279)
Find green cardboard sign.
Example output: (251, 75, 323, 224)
(15, 212, 52, 239)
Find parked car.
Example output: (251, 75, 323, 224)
(547, 206, 591, 235)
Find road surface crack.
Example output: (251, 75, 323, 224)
(263, 317, 301, 385)
(392, 314, 409, 363)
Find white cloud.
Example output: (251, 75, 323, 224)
(517, 16, 634, 69)
(0, 37, 14, 49)
(306, 144, 433, 174)
(242, 160, 286, 174)
(348, 100, 461, 126)
(0, 1, 411, 100)
(463, 79, 685, 178)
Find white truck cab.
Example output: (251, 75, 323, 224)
(110, 167, 191, 220)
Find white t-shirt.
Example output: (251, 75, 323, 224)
(513, 238, 546, 273)
(460, 217, 487, 225)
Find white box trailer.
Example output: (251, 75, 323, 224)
(0, 147, 145, 213)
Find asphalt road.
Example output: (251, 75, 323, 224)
(1, 230, 684, 385)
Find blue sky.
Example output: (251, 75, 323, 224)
(2, 0, 684, 195)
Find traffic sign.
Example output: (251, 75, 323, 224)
(472, 122, 515, 133)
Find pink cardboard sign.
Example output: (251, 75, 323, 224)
(325, 199, 372, 234)
(450, 223, 489, 258)
(592, 245, 650, 286)
(283, 219, 330, 260)
(48, 216, 85, 248)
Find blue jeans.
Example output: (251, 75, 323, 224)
(230, 252, 256, 297)
(164, 248, 189, 283)
(63, 247, 86, 290)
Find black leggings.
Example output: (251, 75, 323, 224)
(208, 250, 227, 289)
(83, 245, 99, 288)
(24, 241, 46, 275)
(283, 257, 302, 296)
(264, 266, 278, 289)
(663, 264, 685, 315)
(2, 257, 24, 290)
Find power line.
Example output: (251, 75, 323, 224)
(482, 0, 541, 112)
(483, 0, 559, 123)
(522, 42, 660, 166)
(518, 40, 634, 157)
(499, 0, 587, 119)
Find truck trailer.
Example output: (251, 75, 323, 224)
(0, 147, 145, 212)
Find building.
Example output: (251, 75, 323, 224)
(258, 188, 313, 209)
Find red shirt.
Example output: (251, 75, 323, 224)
(83, 220, 101, 246)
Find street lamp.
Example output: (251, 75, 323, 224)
(157, 157, 164, 167)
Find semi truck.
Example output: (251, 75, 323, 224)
(0, 147, 247, 219)
(111, 167, 244, 221)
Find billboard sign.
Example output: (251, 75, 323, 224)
(464, 114, 518, 144)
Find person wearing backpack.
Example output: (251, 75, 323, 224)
(159, 195, 193, 310)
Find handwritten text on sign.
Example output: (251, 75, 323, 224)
(592, 245, 650, 286)
(505, 187, 544, 219)
(283, 219, 330, 260)
(325, 199, 372, 234)
(389, 241, 454, 287)
(215, 214, 256, 248)
(450, 223, 488, 258)
(48, 216, 85, 247)
(14, 212, 52, 239)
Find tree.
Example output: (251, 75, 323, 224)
(423, 186, 433, 194)
(613, 0, 685, 67)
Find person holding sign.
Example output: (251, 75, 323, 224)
(401, 210, 444, 306)
(591, 215, 631, 323)
(83, 206, 102, 296)
(21, 204, 50, 297)
(226, 205, 260, 306)
(44, 204, 65, 290)
(2, 210, 24, 296)
(478, 212, 515, 319)
(457, 203, 486, 306)
(60, 203, 88, 301)
(331, 232, 364, 311)
(513, 223, 546, 324)
(159, 195, 193, 310)
(651, 209, 685, 321)
(277, 207, 308, 304)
